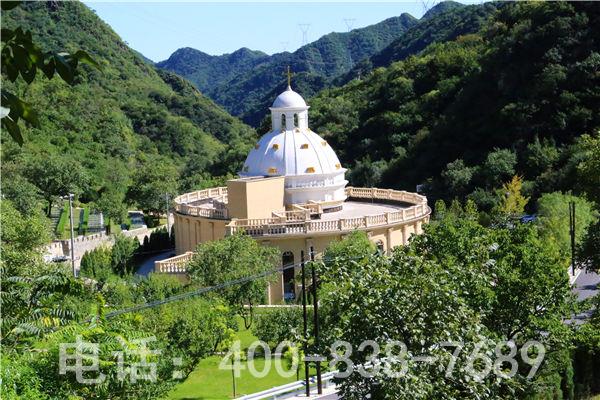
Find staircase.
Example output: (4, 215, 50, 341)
(49, 205, 63, 232)
(87, 211, 104, 233)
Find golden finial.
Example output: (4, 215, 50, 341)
(286, 65, 292, 88)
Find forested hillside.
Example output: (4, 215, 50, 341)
(159, 14, 418, 125)
(309, 1, 600, 215)
(156, 47, 269, 94)
(337, 1, 500, 84)
(1, 1, 256, 219)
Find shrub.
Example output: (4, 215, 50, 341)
(252, 307, 303, 348)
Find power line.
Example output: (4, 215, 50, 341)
(99, 253, 379, 320)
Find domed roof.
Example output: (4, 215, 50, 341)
(241, 128, 344, 178)
(271, 86, 307, 109)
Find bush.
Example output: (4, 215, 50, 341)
(80, 246, 112, 281)
(252, 307, 303, 348)
(111, 233, 140, 275)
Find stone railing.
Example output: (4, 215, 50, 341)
(174, 187, 229, 219)
(154, 251, 194, 273)
(226, 187, 430, 237)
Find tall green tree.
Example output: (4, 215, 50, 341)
(0, 1, 99, 144)
(24, 155, 88, 216)
(536, 192, 598, 260)
(187, 233, 278, 328)
(127, 156, 179, 216)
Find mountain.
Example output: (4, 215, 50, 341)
(1, 1, 256, 213)
(159, 14, 418, 125)
(337, 1, 500, 84)
(156, 47, 269, 94)
(308, 1, 600, 210)
(421, 0, 464, 20)
(132, 49, 155, 65)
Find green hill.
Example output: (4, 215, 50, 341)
(308, 1, 600, 211)
(337, 1, 500, 84)
(159, 14, 418, 126)
(156, 47, 269, 95)
(1, 1, 256, 217)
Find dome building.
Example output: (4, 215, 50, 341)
(240, 85, 348, 209)
(158, 83, 431, 304)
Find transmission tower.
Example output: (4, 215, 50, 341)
(343, 18, 356, 32)
(420, 0, 438, 13)
(343, 18, 356, 68)
(298, 23, 311, 46)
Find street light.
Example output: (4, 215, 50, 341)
(62, 193, 77, 277)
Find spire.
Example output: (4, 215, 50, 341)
(286, 65, 292, 89)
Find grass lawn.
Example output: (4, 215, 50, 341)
(166, 317, 314, 400)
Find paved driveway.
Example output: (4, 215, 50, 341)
(569, 268, 599, 324)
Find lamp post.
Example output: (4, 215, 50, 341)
(63, 193, 77, 277)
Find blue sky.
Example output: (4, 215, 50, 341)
(84, 1, 477, 62)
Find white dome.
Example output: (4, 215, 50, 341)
(271, 86, 307, 109)
(242, 128, 345, 177)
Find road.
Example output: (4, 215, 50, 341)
(569, 268, 599, 324)
(135, 250, 176, 276)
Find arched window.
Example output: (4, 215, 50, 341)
(281, 114, 286, 130)
(282, 251, 295, 301)
(294, 113, 299, 127)
(376, 240, 385, 255)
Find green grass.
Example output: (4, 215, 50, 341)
(166, 317, 314, 400)
(55, 204, 69, 239)
(79, 207, 90, 235)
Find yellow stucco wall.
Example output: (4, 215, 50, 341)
(227, 176, 285, 220)
(173, 213, 427, 304)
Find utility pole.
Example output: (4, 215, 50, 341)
(569, 201, 576, 276)
(310, 246, 323, 394)
(301, 250, 310, 396)
(67, 193, 77, 277)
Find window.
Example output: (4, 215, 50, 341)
(282, 251, 295, 301)
(294, 113, 299, 127)
(281, 114, 286, 130)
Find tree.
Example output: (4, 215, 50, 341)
(79, 246, 112, 281)
(187, 233, 278, 328)
(574, 133, 600, 203)
(441, 158, 475, 195)
(495, 175, 529, 217)
(1, 1, 99, 145)
(481, 148, 517, 188)
(251, 307, 302, 348)
(127, 155, 179, 216)
(580, 220, 600, 271)
(24, 155, 88, 216)
(536, 192, 598, 259)
(317, 201, 576, 398)
(110, 233, 139, 275)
